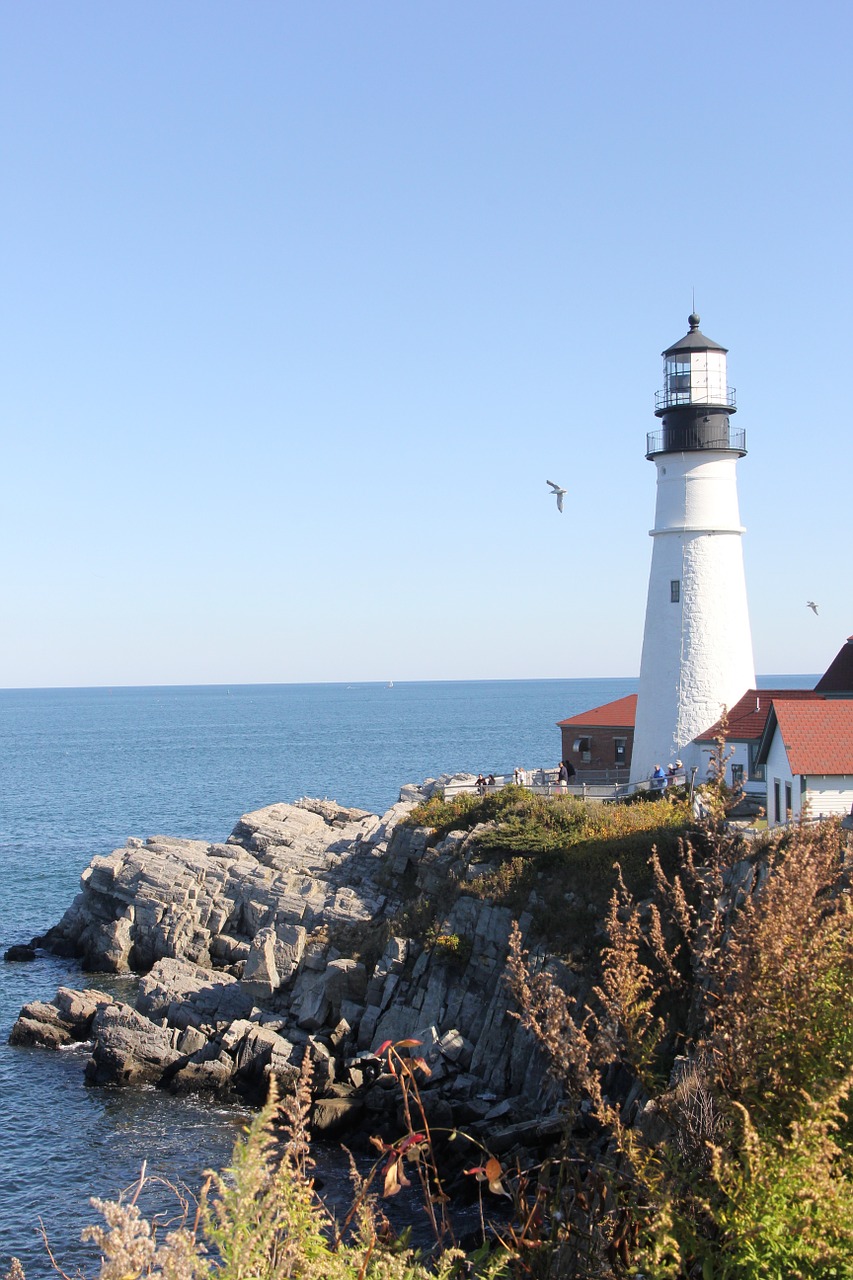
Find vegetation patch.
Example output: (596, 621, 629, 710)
(505, 812, 853, 1278)
(407, 786, 694, 956)
(427, 931, 473, 969)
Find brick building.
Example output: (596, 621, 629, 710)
(556, 694, 636, 782)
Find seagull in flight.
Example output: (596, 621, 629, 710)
(547, 480, 567, 513)
(806, 600, 819, 615)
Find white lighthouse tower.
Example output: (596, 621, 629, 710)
(629, 314, 756, 786)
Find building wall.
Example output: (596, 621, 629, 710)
(559, 724, 634, 777)
(802, 776, 853, 820)
(764, 731, 796, 826)
(694, 740, 754, 791)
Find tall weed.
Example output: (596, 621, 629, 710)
(506, 805, 853, 1277)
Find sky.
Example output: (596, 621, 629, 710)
(1, 1, 850, 688)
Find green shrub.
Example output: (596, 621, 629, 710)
(428, 932, 474, 969)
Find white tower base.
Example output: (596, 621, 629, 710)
(630, 449, 755, 786)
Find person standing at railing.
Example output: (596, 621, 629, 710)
(557, 761, 569, 793)
(651, 763, 667, 792)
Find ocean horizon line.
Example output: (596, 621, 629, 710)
(0, 673, 820, 695)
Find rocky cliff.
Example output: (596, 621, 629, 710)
(10, 780, 567, 1155)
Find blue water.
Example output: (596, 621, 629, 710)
(0, 676, 812, 1275)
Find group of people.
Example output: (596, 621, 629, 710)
(475, 763, 578, 795)
(651, 760, 684, 792)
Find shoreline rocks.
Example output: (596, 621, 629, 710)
(9, 779, 559, 1152)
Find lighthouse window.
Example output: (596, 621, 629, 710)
(665, 355, 691, 404)
(670, 580, 681, 603)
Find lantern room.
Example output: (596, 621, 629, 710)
(647, 313, 744, 458)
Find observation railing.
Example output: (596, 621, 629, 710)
(646, 425, 747, 456)
(655, 386, 737, 412)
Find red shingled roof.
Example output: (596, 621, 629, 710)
(557, 694, 637, 728)
(768, 699, 853, 775)
(694, 687, 821, 742)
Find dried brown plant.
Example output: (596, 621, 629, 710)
(506, 799, 853, 1278)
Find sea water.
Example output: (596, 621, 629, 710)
(0, 676, 810, 1275)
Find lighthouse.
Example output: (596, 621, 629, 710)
(629, 314, 756, 786)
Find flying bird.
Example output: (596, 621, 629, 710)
(547, 480, 567, 513)
(806, 601, 819, 615)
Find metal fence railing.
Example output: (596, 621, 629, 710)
(646, 425, 747, 456)
(441, 769, 692, 804)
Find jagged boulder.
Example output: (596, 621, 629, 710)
(9, 986, 115, 1049)
(85, 1003, 182, 1085)
(137, 956, 254, 1028)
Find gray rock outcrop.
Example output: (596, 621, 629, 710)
(12, 780, 558, 1145)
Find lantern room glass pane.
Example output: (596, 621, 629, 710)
(664, 355, 691, 404)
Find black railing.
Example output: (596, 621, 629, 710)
(655, 386, 736, 412)
(646, 425, 747, 456)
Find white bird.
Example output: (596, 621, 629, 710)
(547, 480, 567, 513)
(806, 600, 819, 615)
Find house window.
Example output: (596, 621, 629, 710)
(785, 782, 792, 818)
(671, 580, 681, 603)
(748, 743, 765, 781)
(731, 764, 744, 788)
(614, 737, 627, 765)
(773, 779, 781, 824)
(573, 736, 592, 763)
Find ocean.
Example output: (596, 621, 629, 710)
(0, 676, 812, 1276)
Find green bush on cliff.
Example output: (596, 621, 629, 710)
(407, 785, 690, 860)
(406, 786, 692, 954)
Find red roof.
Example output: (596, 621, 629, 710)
(769, 699, 853, 775)
(557, 694, 637, 729)
(694, 687, 821, 742)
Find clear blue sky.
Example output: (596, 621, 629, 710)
(1, 1, 849, 687)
